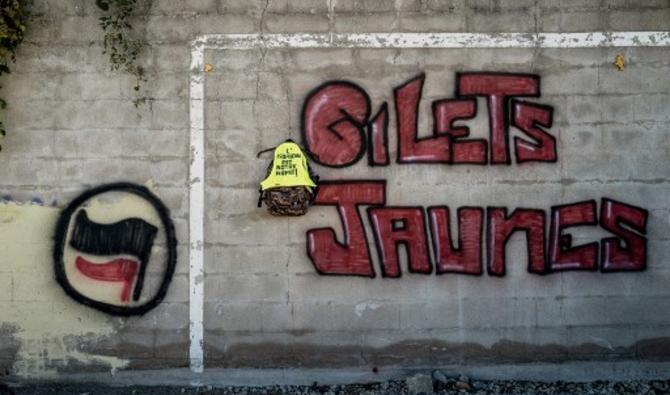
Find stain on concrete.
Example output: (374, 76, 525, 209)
(68, 329, 189, 371)
(204, 338, 670, 369)
(0, 202, 128, 378)
(0, 324, 20, 376)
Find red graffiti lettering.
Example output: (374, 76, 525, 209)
(433, 98, 486, 164)
(487, 208, 547, 275)
(368, 207, 432, 277)
(306, 191, 650, 277)
(428, 206, 483, 275)
(511, 100, 556, 163)
(600, 198, 648, 272)
(307, 181, 385, 276)
(302, 72, 557, 167)
(302, 81, 371, 167)
(457, 73, 539, 164)
(368, 102, 390, 166)
(395, 74, 451, 163)
(549, 201, 599, 271)
(296, 72, 651, 280)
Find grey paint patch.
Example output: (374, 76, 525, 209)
(0, 324, 20, 376)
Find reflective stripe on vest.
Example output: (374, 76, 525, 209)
(260, 142, 317, 191)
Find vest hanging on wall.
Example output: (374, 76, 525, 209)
(258, 140, 319, 216)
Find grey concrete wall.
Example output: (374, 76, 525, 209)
(0, 0, 669, 379)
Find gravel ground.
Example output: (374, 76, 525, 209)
(2, 376, 669, 394)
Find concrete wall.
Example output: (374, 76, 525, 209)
(1, 0, 670, 379)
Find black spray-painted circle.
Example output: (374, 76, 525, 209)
(53, 182, 177, 316)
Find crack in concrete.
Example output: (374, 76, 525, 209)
(253, 0, 270, 109)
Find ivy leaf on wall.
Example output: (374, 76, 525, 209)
(96, 0, 111, 11)
(0, 0, 27, 151)
(96, 0, 148, 107)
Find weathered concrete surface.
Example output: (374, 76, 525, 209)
(204, 337, 670, 368)
(6, 362, 670, 388)
(0, 0, 669, 381)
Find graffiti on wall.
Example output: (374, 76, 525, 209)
(302, 72, 649, 277)
(53, 183, 177, 315)
(308, 182, 648, 277)
(302, 72, 556, 167)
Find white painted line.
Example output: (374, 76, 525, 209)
(196, 31, 670, 49)
(188, 42, 205, 374)
(187, 31, 670, 374)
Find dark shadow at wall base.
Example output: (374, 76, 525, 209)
(203, 336, 670, 369)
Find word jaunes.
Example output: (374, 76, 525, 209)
(307, 182, 648, 277)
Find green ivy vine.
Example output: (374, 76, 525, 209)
(0, 0, 27, 151)
(96, 0, 148, 106)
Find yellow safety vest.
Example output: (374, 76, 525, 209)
(260, 141, 317, 191)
